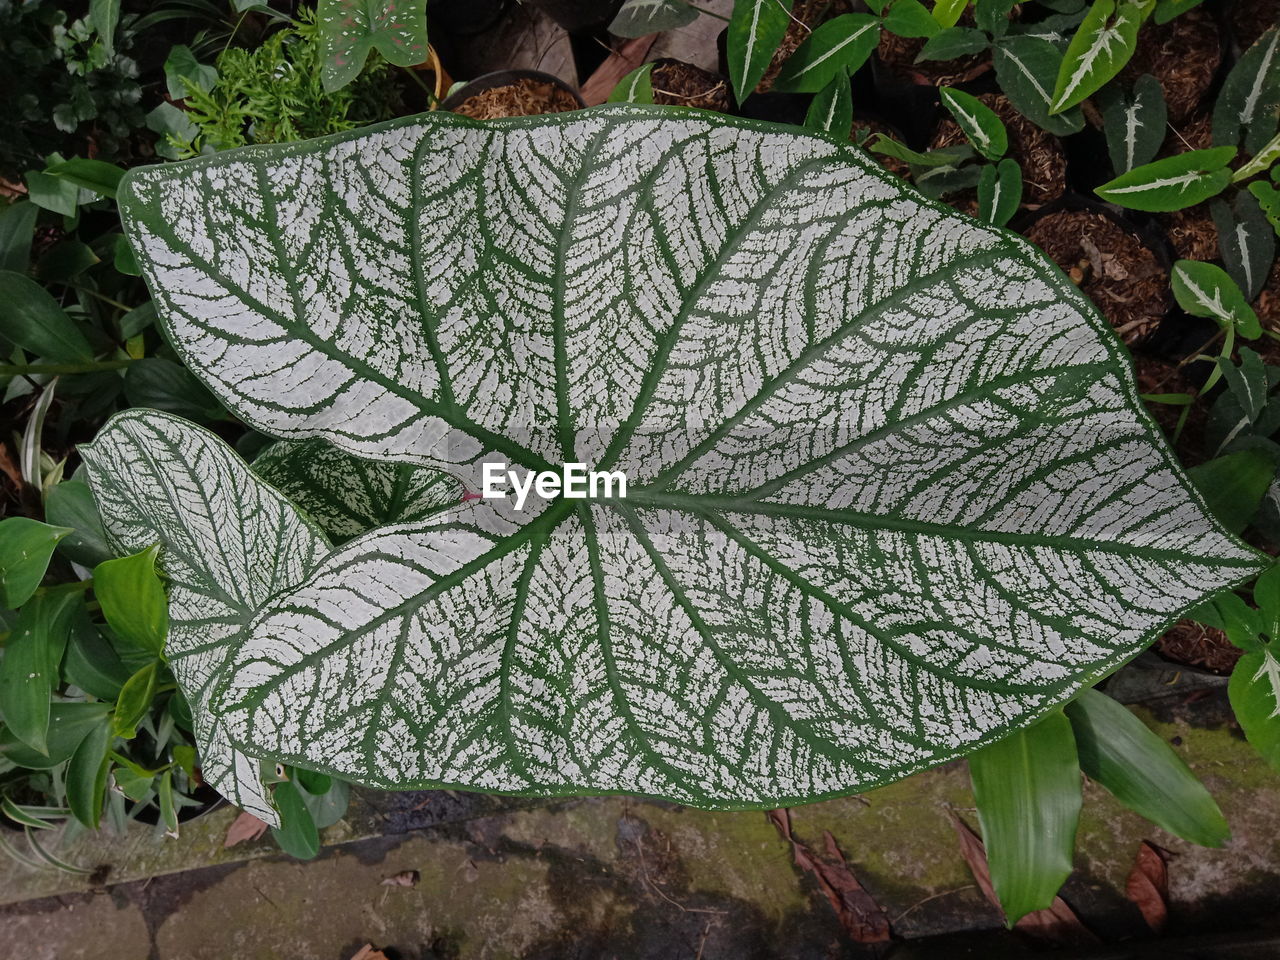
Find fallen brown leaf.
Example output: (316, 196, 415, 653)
(580, 36, 658, 105)
(769, 809, 891, 943)
(947, 810, 1097, 946)
(223, 811, 270, 848)
(1125, 841, 1169, 933)
(348, 945, 389, 960)
(381, 870, 420, 888)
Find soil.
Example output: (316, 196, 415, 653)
(1118, 6, 1221, 124)
(1156, 618, 1243, 675)
(757, 0, 854, 93)
(451, 78, 580, 119)
(1164, 203, 1219, 262)
(875, 10, 990, 87)
(1229, 0, 1280, 50)
(851, 114, 911, 179)
(1256, 258, 1280, 336)
(930, 93, 1066, 207)
(651, 59, 730, 112)
(1024, 209, 1170, 344)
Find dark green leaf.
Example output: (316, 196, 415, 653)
(774, 14, 881, 93)
(46, 159, 125, 200)
(0, 592, 77, 753)
(36, 240, 99, 284)
(66, 718, 112, 828)
(917, 26, 990, 61)
(163, 45, 217, 100)
(0, 517, 74, 608)
(114, 235, 140, 277)
(993, 36, 1085, 136)
(159, 769, 179, 836)
(978, 158, 1022, 226)
(883, 0, 941, 38)
(111, 754, 155, 801)
(1171, 259, 1261, 338)
(124, 357, 225, 423)
(1188, 449, 1275, 533)
(1099, 74, 1166, 173)
(113, 660, 160, 739)
(0, 701, 111, 768)
(0, 201, 38, 273)
(940, 87, 1007, 159)
(95, 545, 168, 659)
(317, 0, 429, 93)
(609, 0, 700, 38)
(294, 767, 332, 795)
(804, 74, 853, 139)
(45, 480, 113, 568)
(969, 711, 1081, 926)
(1212, 194, 1275, 300)
(24, 171, 80, 218)
(270, 780, 320, 859)
(1212, 27, 1280, 156)
(975, 0, 1018, 36)
(64, 608, 131, 700)
(1065, 689, 1228, 846)
(1153, 0, 1203, 23)
(728, 0, 795, 102)
(298, 775, 349, 829)
(0, 271, 94, 363)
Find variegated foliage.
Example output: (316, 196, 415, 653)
(89, 107, 1263, 816)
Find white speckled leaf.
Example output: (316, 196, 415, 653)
(111, 106, 1263, 808)
(80, 411, 332, 825)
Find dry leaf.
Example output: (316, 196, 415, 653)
(769, 809, 891, 943)
(1125, 841, 1169, 933)
(223, 810, 269, 848)
(348, 946, 389, 960)
(580, 36, 658, 105)
(380, 870, 420, 888)
(947, 810, 1097, 945)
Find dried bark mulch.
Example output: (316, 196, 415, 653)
(1163, 203, 1219, 262)
(452, 78, 580, 119)
(651, 59, 730, 112)
(1156, 619, 1242, 675)
(1118, 6, 1221, 123)
(1230, 0, 1280, 50)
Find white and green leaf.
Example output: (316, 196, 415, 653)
(1212, 26, 1280, 156)
(1212, 194, 1275, 301)
(803, 74, 853, 139)
(727, 0, 795, 103)
(978, 158, 1022, 226)
(1095, 146, 1236, 212)
(992, 36, 1085, 136)
(317, 0, 429, 94)
(110, 107, 1263, 808)
(1098, 73, 1167, 174)
(1230, 647, 1280, 772)
(608, 63, 657, 105)
(609, 0, 701, 38)
(1050, 0, 1154, 114)
(940, 88, 1008, 160)
(1170, 259, 1261, 339)
(774, 14, 880, 94)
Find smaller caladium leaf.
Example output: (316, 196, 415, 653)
(1095, 146, 1235, 212)
(993, 36, 1085, 136)
(609, 0, 700, 38)
(1250, 179, 1280, 239)
(978, 158, 1022, 226)
(727, 0, 795, 103)
(1212, 27, 1280, 157)
(975, 0, 1017, 37)
(253, 437, 460, 544)
(317, 0, 429, 94)
(1098, 74, 1166, 174)
(1212, 194, 1276, 301)
(1233, 132, 1280, 185)
(869, 135, 973, 168)
(1050, 0, 1155, 115)
(916, 26, 989, 62)
(774, 14, 880, 93)
(804, 74, 853, 139)
(80, 410, 333, 825)
(1170, 260, 1261, 339)
(940, 87, 1008, 160)
(1152, 0, 1203, 24)
(883, 0, 942, 38)
(1230, 647, 1280, 772)
(932, 0, 968, 28)
(608, 64, 656, 105)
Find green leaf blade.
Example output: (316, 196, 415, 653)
(1050, 0, 1153, 114)
(1095, 147, 1235, 212)
(940, 88, 1008, 160)
(0, 271, 94, 364)
(94, 546, 169, 659)
(774, 14, 881, 93)
(727, 0, 795, 102)
(317, 0, 429, 93)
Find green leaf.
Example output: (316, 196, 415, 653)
(992, 36, 1085, 136)
(609, 0, 700, 38)
(63, 610, 132, 701)
(114, 234, 140, 278)
(883, 0, 942, 38)
(89, 0, 121, 56)
(66, 718, 112, 828)
(298, 775, 350, 829)
(1152, 0, 1203, 24)
(0, 201, 39, 273)
(270, 780, 320, 859)
(1212, 27, 1280, 156)
(1098, 73, 1166, 173)
(728, 0, 794, 102)
(940, 88, 1008, 160)
(0, 518, 72, 609)
(94, 546, 169, 659)
(1230, 648, 1280, 772)
(45, 480, 113, 568)
(1188, 450, 1275, 534)
(932, 0, 968, 28)
(975, 0, 1017, 36)
(82, 412, 334, 827)
(163, 45, 217, 100)
(24, 171, 81, 218)
(120, 301, 158, 339)
(46, 159, 125, 200)
(803, 74, 853, 139)
(0, 593, 77, 754)
(608, 64, 655, 105)
(868, 135, 973, 167)
(253, 438, 459, 544)
(36, 240, 99, 284)
(124, 357, 225, 423)
(317, 0, 429, 94)
(1064, 689, 1228, 847)
(1050, 0, 1154, 114)
(112, 660, 159, 739)
(1249, 180, 1280, 239)
(0, 701, 111, 768)
(0, 271, 94, 363)
(1095, 146, 1235, 212)
(978, 158, 1022, 226)
(774, 14, 881, 93)
(969, 711, 1081, 925)
(1212, 195, 1275, 301)
(106, 107, 1264, 809)
(916, 26, 990, 62)
(111, 752, 156, 801)
(1233, 131, 1280, 185)
(1170, 259, 1261, 338)
(159, 768, 179, 836)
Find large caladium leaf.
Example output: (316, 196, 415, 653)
(107, 106, 1263, 809)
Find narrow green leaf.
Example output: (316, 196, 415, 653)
(728, 0, 795, 102)
(883, 0, 942, 38)
(0, 518, 74, 609)
(978, 158, 1022, 226)
(317, 0, 429, 93)
(1, 796, 58, 830)
(969, 712, 1081, 926)
(804, 74, 853, 139)
(159, 769, 179, 837)
(0, 201, 38, 273)
(0, 701, 111, 769)
(775, 14, 881, 93)
(295, 767, 333, 795)
(0, 271, 94, 363)
(1233, 131, 1280, 184)
(46, 160, 125, 200)
(95, 545, 168, 658)
(1099, 74, 1166, 173)
(163, 45, 217, 100)
(993, 36, 1085, 135)
(114, 234, 140, 277)
(1065, 689, 1228, 846)
(1171, 259, 1261, 338)
(113, 660, 160, 740)
(1212, 27, 1280, 155)
(1230, 648, 1280, 772)
(270, 780, 320, 859)
(1050, 0, 1154, 114)
(171, 744, 197, 780)
(66, 719, 112, 828)
(36, 240, 99, 284)
(609, 0, 700, 37)
(1095, 146, 1235, 212)
(932, 0, 968, 27)
(89, 0, 122, 56)
(124, 357, 225, 423)
(1212, 195, 1275, 301)
(1188, 450, 1274, 533)
(608, 64, 656, 105)
(869, 135, 973, 167)
(940, 88, 1007, 159)
(916, 26, 989, 62)
(120, 301, 157, 339)
(0, 593, 77, 754)
(298, 775, 350, 829)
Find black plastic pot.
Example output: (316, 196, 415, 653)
(521, 0, 622, 34)
(440, 69, 586, 114)
(131, 784, 225, 827)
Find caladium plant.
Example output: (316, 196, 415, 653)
(86, 106, 1264, 822)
